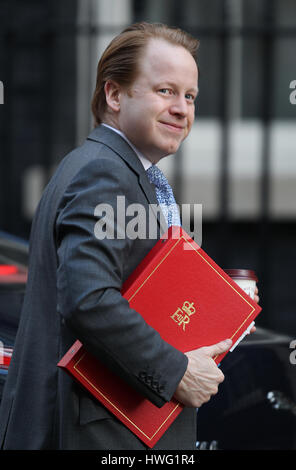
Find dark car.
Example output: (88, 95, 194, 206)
(0, 231, 28, 397)
(196, 327, 296, 450)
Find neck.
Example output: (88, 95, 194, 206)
(102, 115, 167, 165)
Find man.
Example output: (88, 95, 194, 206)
(0, 22, 250, 450)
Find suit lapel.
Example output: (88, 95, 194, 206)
(87, 125, 168, 234)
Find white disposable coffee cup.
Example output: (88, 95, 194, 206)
(224, 269, 258, 300)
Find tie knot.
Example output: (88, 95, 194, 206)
(146, 164, 169, 190)
(146, 164, 181, 227)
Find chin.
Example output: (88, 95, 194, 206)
(151, 138, 183, 161)
(166, 143, 181, 155)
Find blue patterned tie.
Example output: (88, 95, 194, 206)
(146, 164, 181, 227)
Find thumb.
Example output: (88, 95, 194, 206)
(202, 339, 232, 358)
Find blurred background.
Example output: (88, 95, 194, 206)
(1, 0, 296, 334)
(0, 0, 296, 450)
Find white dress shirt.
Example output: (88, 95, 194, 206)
(101, 123, 152, 171)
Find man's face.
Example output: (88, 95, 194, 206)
(116, 38, 198, 163)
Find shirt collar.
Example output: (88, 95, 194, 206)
(101, 123, 152, 171)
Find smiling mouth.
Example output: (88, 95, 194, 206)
(159, 122, 185, 133)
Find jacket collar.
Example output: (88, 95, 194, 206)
(86, 125, 168, 234)
(87, 125, 147, 176)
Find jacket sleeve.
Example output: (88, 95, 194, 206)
(55, 157, 188, 407)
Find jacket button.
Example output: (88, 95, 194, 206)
(158, 385, 165, 393)
(151, 380, 159, 390)
(146, 375, 153, 385)
(139, 371, 146, 380)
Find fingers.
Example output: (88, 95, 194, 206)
(254, 286, 259, 303)
(175, 341, 232, 407)
(174, 349, 225, 407)
(201, 339, 232, 358)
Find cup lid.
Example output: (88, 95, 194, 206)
(224, 269, 258, 282)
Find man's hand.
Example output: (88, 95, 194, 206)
(174, 339, 232, 408)
(254, 286, 259, 304)
(174, 288, 259, 408)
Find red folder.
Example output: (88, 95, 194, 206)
(58, 226, 262, 447)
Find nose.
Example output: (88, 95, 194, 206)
(169, 95, 188, 117)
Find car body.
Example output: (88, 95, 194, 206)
(0, 231, 28, 395)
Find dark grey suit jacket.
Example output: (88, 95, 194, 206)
(0, 125, 196, 450)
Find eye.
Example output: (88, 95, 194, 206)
(159, 88, 173, 96)
(185, 93, 196, 102)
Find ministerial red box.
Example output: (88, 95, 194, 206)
(58, 226, 261, 447)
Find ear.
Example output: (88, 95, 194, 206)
(104, 80, 122, 113)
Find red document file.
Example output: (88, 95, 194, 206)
(58, 226, 262, 448)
